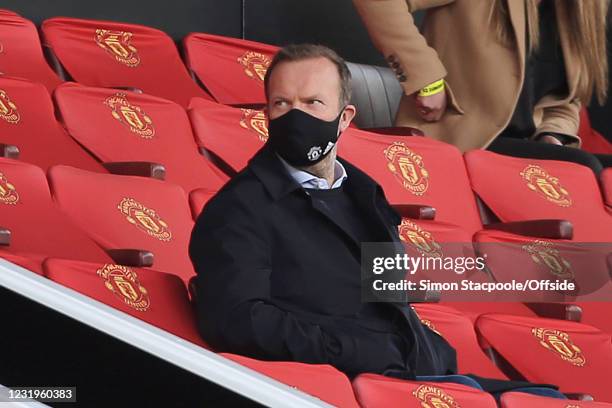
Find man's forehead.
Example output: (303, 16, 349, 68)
(268, 57, 341, 93)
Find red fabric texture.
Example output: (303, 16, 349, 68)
(477, 313, 612, 401)
(183, 33, 278, 105)
(0, 77, 105, 172)
(339, 129, 483, 234)
(189, 188, 217, 220)
(0, 250, 46, 275)
(54, 83, 227, 192)
(48, 165, 196, 284)
(353, 373, 497, 408)
(0, 158, 110, 263)
(601, 168, 612, 208)
(222, 353, 360, 408)
(412, 304, 508, 379)
(41, 17, 213, 107)
(502, 391, 612, 407)
(579, 108, 612, 155)
(0, 13, 62, 91)
(445, 302, 536, 323)
(43, 258, 206, 346)
(465, 150, 612, 241)
(188, 98, 267, 172)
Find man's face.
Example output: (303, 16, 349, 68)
(266, 57, 354, 128)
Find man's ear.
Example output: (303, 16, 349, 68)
(339, 105, 356, 132)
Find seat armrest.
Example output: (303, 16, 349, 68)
(0, 227, 11, 246)
(106, 249, 154, 267)
(565, 393, 594, 401)
(0, 144, 20, 159)
(484, 219, 573, 240)
(526, 303, 582, 322)
(392, 204, 436, 220)
(103, 162, 166, 180)
(366, 127, 425, 137)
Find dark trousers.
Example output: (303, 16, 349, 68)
(488, 138, 612, 176)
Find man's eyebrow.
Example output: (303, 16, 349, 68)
(300, 94, 324, 101)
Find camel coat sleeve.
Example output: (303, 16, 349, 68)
(352, 0, 454, 95)
(534, 99, 582, 145)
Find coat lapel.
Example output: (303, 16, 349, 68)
(506, 0, 526, 76)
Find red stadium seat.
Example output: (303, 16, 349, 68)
(465, 150, 612, 242)
(579, 108, 612, 155)
(339, 128, 482, 234)
(602, 168, 612, 210)
(42, 17, 213, 107)
(43, 258, 206, 346)
(477, 314, 612, 401)
(188, 98, 267, 172)
(183, 33, 278, 106)
(0, 158, 110, 268)
(48, 166, 196, 284)
(0, 12, 62, 91)
(0, 77, 105, 172)
(54, 83, 228, 192)
(0, 250, 46, 275)
(189, 188, 217, 220)
(222, 354, 360, 407)
(353, 373, 497, 408)
(412, 304, 508, 379)
(501, 392, 612, 407)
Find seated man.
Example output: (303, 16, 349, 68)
(189, 44, 561, 396)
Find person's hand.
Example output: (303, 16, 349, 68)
(414, 90, 447, 122)
(538, 134, 564, 145)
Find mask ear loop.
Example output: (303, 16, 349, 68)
(336, 106, 348, 137)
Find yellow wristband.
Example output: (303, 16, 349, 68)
(418, 79, 445, 97)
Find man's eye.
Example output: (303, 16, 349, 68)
(309, 99, 323, 105)
(274, 100, 287, 106)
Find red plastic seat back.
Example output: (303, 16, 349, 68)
(188, 98, 267, 172)
(221, 353, 360, 407)
(0, 13, 62, 91)
(477, 313, 612, 400)
(579, 108, 612, 155)
(413, 304, 507, 379)
(183, 33, 278, 105)
(352, 373, 497, 408)
(339, 129, 482, 234)
(465, 150, 612, 241)
(44, 258, 206, 346)
(54, 83, 227, 192)
(48, 166, 196, 284)
(0, 158, 109, 263)
(602, 168, 612, 208)
(502, 391, 612, 407)
(189, 188, 217, 220)
(42, 17, 212, 107)
(0, 77, 104, 172)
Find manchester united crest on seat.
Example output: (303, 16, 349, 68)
(237, 51, 271, 82)
(413, 384, 460, 408)
(0, 89, 20, 124)
(118, 197, 172, 241)
(398, 219, 443, 258)
(0, 172, 19, 205)
(522, 240, 575, 281)
(240, 108, 268, 142)
(97, 263, 150, 311)
(521, 165, 572, 207)
(532, 327, 586, 366)
(384, 142, 429, 196)
(95, 29, 140, 67)
(104, 93, 155, 139)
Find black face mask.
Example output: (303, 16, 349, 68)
(267, 108, 344, 167)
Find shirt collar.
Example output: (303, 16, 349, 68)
(277, 154, 348, 190)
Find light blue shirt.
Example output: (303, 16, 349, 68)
(278, 155, 348, 190)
